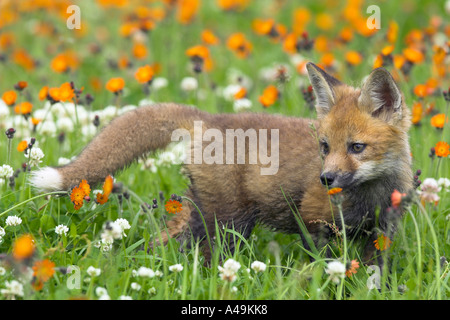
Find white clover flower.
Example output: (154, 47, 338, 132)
(55, 224, 69, 236)
(1, 280, 24, 299)
(56, 117, 74, 132)
(130, 282, 141, 291)
(24, 147, 45, 167)
(0, 226, 5, 238)
(101, 221, 123, 242)
(180, 77, 198, 91)
(38, 120, 57, 136)
(438, 178, 450, 192)
(152, 77, 168, 90)
(250, 261, 267, 273)
(95, 287, 108, 297)
(57, 157, 71, 166)
(169, 264, 183, 273)
(5, 215, 22, 227)
(0, 164, 14, 179)
(155, 270, 163, 277)
(137, 267, 155, 278)
(218, 258, 241, 283)
(87, 266, 101, 277)
(325, 260, 346, 284)
(0, 266, 6, 276)
(0, 102, 10, 119)
(233, 98, 252, 113)
(98, 294, 110, 300)
(114, 218, 131, 237)
(148, 287, 156, 295)
(138, 98, 155, 107)
(119, 295, 133, 300)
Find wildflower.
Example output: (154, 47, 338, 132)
(325, 260, 346, 284)
(96, 175, 113, 205)
(14, 81, 28, 91)
(435, 141, 450, 158)
(12, 234, 34, 260)
(0, 164, 14, 179)
(233, 98, 252, 113)
(345, 51, 363, 66)
(218, 0, 250, 11)
(95, 287, 108, 297)
(411, 102, 423, 125)
(219, 259, 241, 283)
(1, 280, 24, 299)
(6, 215, 22, 227)
(345, 260, 360, 278)
(327, 187, 342, 195)
(259, 85, 279, 108)
(119, 295, 133, 300)
(165, 199, 183, 214)
(201, 29, 220, 45)
(14, 101, 32, 117)
(132, 42, 148, 60)
(418, 178, 441, 204)
(114, 218, 131, 237)
(2, 90, 17, 106)
(17, 140, 28, 152)
(130, 282, 141, 291)
(180, 77, 198, 91)
(5, 128, 16, 139)
(55, 224, 69, 236)
(70, 186, 86, 210)
(227, 33, 252, 58)
(186, 45, 213, 72)
(176, 0, 200, 24)
(135, 65, 154, 84)
(169, 264, 184, 273)
(250, 261, 267, 273)
(87, 266, 101, 277)
(101, 220, 123, 242)
(391, 189, 406, 208)
(438, 178, 450, 192)
(403, 47, 425, 64)
(105, 78, 125, 94)
(431, 114, 448, 129)
(374, 234, 392, 251)
(48, 82, 75, 103)
(137, 267, 155, 278)
(24, 147, 45, 167)
(32, 259, 55, 290)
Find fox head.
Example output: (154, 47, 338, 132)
(306, 62, 411, 190)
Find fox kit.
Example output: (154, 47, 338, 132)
(30, 63, 413, 265)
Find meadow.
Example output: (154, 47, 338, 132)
(0, 0, 449, 301)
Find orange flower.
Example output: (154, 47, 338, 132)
(79, 179, 91, 197)
(430, 114, 448, 129)
(105, 77, 125, 94)
(31, 117, 42, 126)
(345, 51, 363, 66)
(165, 199, 183, 214)
(132, 42, 148, 60)
(386, 21, 399, 44)
(32, 259, 55, 290)
(374, 234, 392, 251)
(70, 186, 86, 210)
(234, 87, 247, 100)
(201, 29, 220, 45)
(435, 141, 450, 158)
(96, 175, 113, 205)
(14, 101, 32, 115)
(414, 84, 428, 98)
(17, 140, 28, 152)
(381, 45, 394, 56)
(411, 102, 423, 125)
(2, 90, 17, 106)
(391, 189, 406, 208)
(15, 81, 28, 91)
(218, 0, 250, 11)
(258, 85, 279, 108)
(50, 51, 79, 73)
(185, 45, 213, 71)
(252, 18, 275, 35)
(345, 259, 360, 278)
(327, 187, 343, 195)
(292, 8, 311, 35)
(176, 0, 200, 24)
(135, 65, 154, 84)
(403, 47, 424, 64)
(315, 13, 334, 31)
(48, 82, 75, 102)
(38, 86, 48, 101)
(227, 33, 252, 58)
(13, 234, 35, 261)
(12, 49, 35, 71)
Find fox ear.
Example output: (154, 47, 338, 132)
(358, 68, 403, 123)
(306, 62, 343, 118)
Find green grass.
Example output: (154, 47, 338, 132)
(0, 0, 449, 300)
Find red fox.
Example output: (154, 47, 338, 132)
(30, 63, 413, 265)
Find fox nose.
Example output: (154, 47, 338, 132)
(320, 172, 336, 186)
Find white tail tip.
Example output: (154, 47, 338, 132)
(29, 167, 63, 192)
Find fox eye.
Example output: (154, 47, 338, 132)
(350, 143, 366, 153)
(320, 141, 330, 155)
